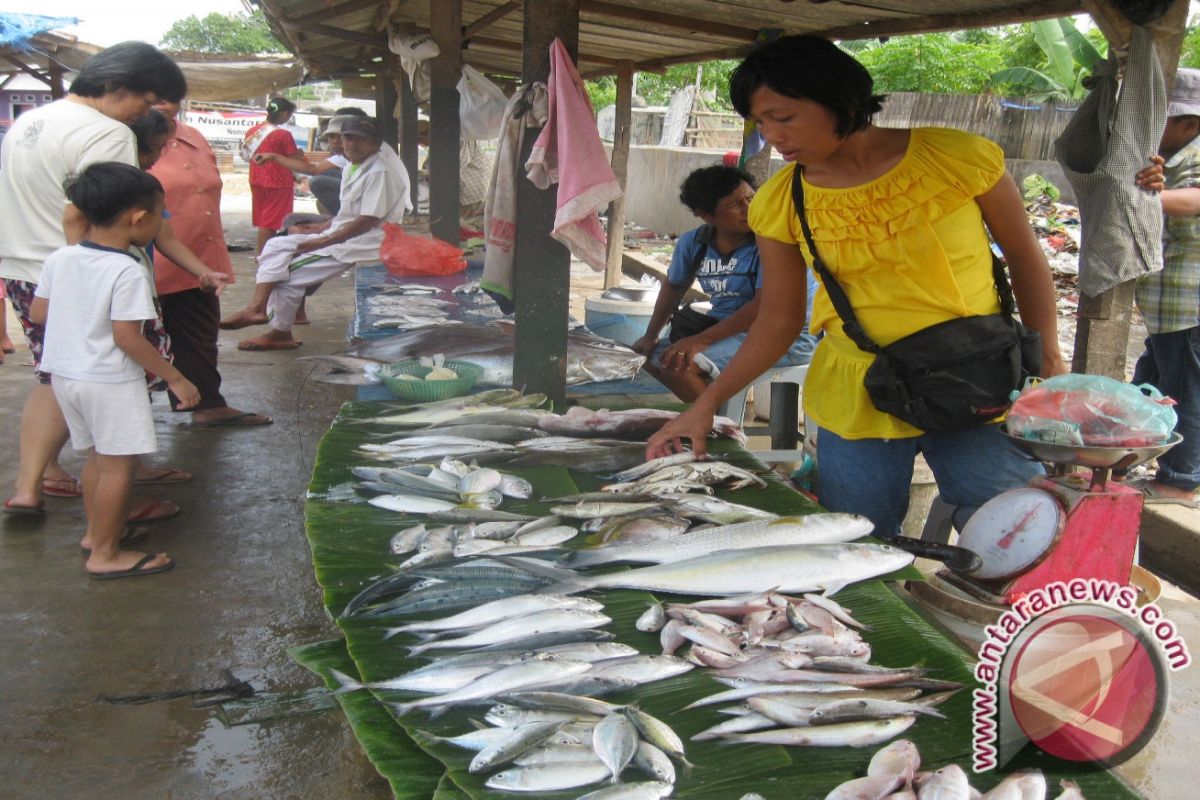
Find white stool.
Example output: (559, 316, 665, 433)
(718, 364, 810, 463)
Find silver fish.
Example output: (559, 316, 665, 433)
(747, 697, 815, 727)
(369, 494, 459, 514)
(1053, 781, 1084, 800)
(564, 544, 913, 597)
(826, 773, 905, 800)
(386, 594, 604, 635)
(692, 712, 778, 741)
(486, 705, 599, 728)
(867, 739, 921, 782)
(809, 699, 946, 725)
(803, 592, 868, 630)
(635, 601, 666, 633)
(916, 764, 972, 800)
(719, 716, 916, 747)
(470, 720, 565, 773)
(501, 691, 622, 717)
(608, 452, 701, 482)
(979, 770, 1046, 800)
(389, 524, 429, 555)
(418, 726, 522, 752)
(391, 656, 592, 715)
(584, 655, 694, 685)
(552, 501, 663, 519)
(485, 761, 613, 792)
(593, 711, 640, 784)
(408, 609, 612, 656)
(429, 508, 536, 523)
(514, 525, 579, 547)
(395, 548, 454, 572)
(621, 707, 689, 765)
(459, 467, 504, 496)
(570, 515, 875, 567)
(513, 743, 603, 766)
(499, 474, 534, 499)
(576, 782, 675, 800)
(597, 515, 691, 545)
(632, 740, 676, 784)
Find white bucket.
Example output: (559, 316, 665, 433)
(585, 296, 655, 347)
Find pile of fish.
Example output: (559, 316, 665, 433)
(306, 320, 647, 387)
(424, 695, 686, 796)
(822, 739, 1085, 799)
(354, 457, 534, 514)
(624, 591, 961, 748)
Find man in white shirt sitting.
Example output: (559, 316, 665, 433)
(220, 117, 411, 350)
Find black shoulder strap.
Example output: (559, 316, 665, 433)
(688, 226, 710, 276)
(788, 166, 1018, 357)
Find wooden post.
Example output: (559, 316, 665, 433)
(374, 54, 399, 152)
(398, 66, 420, 212)
(48, 63, 65, 100)
(512, 0, 579, 405)
(430, 0, 463, 244)
(604, 60, 634, 289)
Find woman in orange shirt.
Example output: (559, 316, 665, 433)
(150, 100, 271, 427)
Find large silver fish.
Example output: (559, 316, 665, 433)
(538, 405, 746, 443)
(391, 656, 592, 715)
(407, 609, 612, 656)
(306, 321, 644, 387)
(719, 716, 916, 747)
(569, 515, 876, 568)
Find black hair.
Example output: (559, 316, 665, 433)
(70, 42, 187, 104)
(729, 35, 885, 138)
(64, 162, 163, 227)
(266, 96, 297, 124)
(130, 109, 171, 155)
(679, 165, 755, 215)
(334, 106, 369, 117)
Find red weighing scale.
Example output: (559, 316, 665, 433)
(939, 430, 1182, 605)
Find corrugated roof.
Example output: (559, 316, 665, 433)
(252, 0, 1086, 81)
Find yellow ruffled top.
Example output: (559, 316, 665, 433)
(748, 127, 1006, 440)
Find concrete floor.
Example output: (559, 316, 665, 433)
(0, 208, 390, 799)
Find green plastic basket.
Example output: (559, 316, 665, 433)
(378, 359, 484, 402)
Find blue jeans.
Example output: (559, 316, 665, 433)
(652, 331, 817, 374)
(815, 424, 1045, 538)
(1132, 327, 1200, 491)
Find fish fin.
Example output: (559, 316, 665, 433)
(538, 579, 590, 596)
(491, 554, 581, 582)
(327, 668, 365, 694)
(467, 717, 489, 731)
(822, 581, 848, 597)
(381, 627, 405, 640)
(407, 642, 432, 657)
(390, 701, 415, 716)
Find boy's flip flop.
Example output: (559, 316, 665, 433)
(127, 498, 181, 523)
(191, 412, 273, 428)
(237, 338, 302, 351)
(80, 526, 150, 554)
(133, 468, 193, 485)
(42, 476, 83, 498)
(3, 498, 45, 516)
(88, 554, 175, 580)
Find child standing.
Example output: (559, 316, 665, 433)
(32, 163, 200, 579)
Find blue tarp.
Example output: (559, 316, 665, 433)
(0, 13, 78, 48)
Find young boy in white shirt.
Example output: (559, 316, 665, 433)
(32, 163, 200, 579)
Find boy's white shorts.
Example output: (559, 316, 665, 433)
(52, 376, 157, 455)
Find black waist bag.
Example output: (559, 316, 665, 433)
(791, 168, 1042, 433)
(669, 305, 719, 343)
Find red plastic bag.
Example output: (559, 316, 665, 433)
(379, 224, 467, 277)
(1008, 374, 1177, 447)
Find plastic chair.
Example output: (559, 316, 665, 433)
(718, 364, 810, 463)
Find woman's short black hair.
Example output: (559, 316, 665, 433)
(64, 162, 163, 227)
(130, 109, 171, 155)
(266, 96, 297, 124)
(679, 165, 755, 215)
(729, 35, 885, 138)
(70, 42, 187, 104)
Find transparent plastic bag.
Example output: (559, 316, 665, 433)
(1007, 373, 1177, 447)
(458, 64, 507, 140)
(379, 224, 467, 277)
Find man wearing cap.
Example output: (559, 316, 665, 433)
(258, 111, 366, 215)
(220, 116, 412, 350)
(1133, 67, 1200, 506)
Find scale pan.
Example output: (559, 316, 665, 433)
(1002, 429, 1183, 470)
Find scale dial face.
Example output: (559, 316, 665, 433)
(958, 487, 1064, 581)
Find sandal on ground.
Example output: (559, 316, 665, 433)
(81, 526, 149, 554)
(88, 553, 175, 580)
(191, 412, 273, 428)
(127, 498, 180, 523)
(237, 338, 302, 351)
(1134, 480, 1200, 509)
(133, 467, 193, 485)
(3, 498, 45, 516)
(42, 476, 82, 498)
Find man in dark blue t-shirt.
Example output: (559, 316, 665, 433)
(632, 165, 816, 402)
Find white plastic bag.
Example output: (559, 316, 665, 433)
(389, 31, 439, 60)
(458, 64, 507, 140)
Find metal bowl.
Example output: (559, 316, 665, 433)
(601, 286, 658, 303)
(1002, 427, 1182, 469)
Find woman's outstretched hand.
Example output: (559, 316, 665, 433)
(646, 404, 717, 459)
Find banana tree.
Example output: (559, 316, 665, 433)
(991, 18, 1107, 102)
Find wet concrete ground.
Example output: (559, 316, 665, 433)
(0, 206, 390, 799)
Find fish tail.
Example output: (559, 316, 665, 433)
(407, 642, 433, 657)
(328, 668, 366, 694)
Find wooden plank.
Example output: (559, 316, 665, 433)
(1, 55, 51, 86)
(398, 66, 421, 212)
(430, 0, 464, 244)
(307, 24, 387, 49)
(282, 0, 384, 27)
(375, 52, 400, 152)
(604, 60, 634, 289)
(578, 0, 759, 43)
(821, 0, 1083, 40)
(512, 0, 580, 406)
(1071, 282, 1137, 379)
(464, 1, 523, 37)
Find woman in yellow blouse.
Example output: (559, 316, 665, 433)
(647, 35, 1066, 537)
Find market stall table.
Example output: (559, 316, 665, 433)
(292, 395, 1144, 799)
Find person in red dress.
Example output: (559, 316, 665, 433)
(243, 96, 300, 257)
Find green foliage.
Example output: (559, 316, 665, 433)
(854, 32, 1008, 93)
(1182, 16, 1200, 69)
(160, 9, 287, 55)
(284, 85, 320, 101)
(1022, 173, 1062, 202)
(585, 75, 616, 112)
(989, 18, 1105, 102)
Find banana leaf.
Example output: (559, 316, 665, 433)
(299, 401, 1140, 799)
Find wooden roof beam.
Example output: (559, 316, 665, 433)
(821, 0, 1083, 39)
(282, 0, 385, 27)
(466, 34, 624, 68)
(306, 24, 388, 49)
(578, 0, 760, 43)
(464, 1, 523, 37)
(2, 55, 53, 86)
